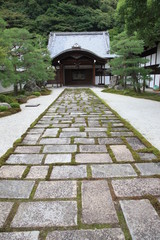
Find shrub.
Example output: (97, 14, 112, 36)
(10, 103, 20, 109)
(0, 106, 8, 112)
(0, 94, 14, 104)
(33, 92, 41, 97)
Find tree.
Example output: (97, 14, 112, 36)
(1, 27, 54, 95)
(110, 32, 151, 93)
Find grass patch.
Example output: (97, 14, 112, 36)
(102, 88, 160, 102)
(80, 126, 85, 132)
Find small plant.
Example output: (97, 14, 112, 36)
(0, 106, 8, 112)
(10, 103, 20, 109)
(33, 92, 41, 97)
(80, 126, 85, 132)
(0, 94, 15, 104)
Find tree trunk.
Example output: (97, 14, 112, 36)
(14, 84, 18, 96)
(143, 79, 145, 92)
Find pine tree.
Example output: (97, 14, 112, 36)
(110, 32, 151, 93)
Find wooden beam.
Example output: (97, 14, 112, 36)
(92, 63, 95, 85)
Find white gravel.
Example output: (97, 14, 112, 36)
(0, 88, 64, 157)
(92, 88, 160, 151)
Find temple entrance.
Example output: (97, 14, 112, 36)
(65, 69, 92, 85)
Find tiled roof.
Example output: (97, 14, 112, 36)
(48, 32, 114, 59)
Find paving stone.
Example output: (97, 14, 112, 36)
(22, 134, 41, 144)
(60, 132, 86, 137)
(82, 181, 118, 224)
(42, 128, 59, 137)
(45, 154, 71, 164)
(50, 166, 87, 179)
(120, 200, 160, 240)
(46, 229, 125, 240)
(126, 137, 146, 150)
(110, 145, 134, 162)
(26, 166, 49, 179)
(72, 123, 87, 127)
(34, 124, 50, 128)
(43, 145, 77, 153)
(111, 127, 129, 131)
(62, 128, 80, 132)
(0, 202, 13, 227)
(0, 231, 40, 240)
(88, 132, 107, 137)
(85, 127, 107, 132)
(0, 180, 34, 199)
(6, 154, 44, 165)
(112, 178, 160, 197)
(79, 145, 107, 153)
(74, 138, 95, 144)
(0, 166, 26, 178)
(34, 181, 77, 199)
(76, 153, 112, 163)
(15, 146, 41, 153)
(92, 164, 137, 178)
(39, 138, 70, 145)
(28, 128, 44, 134)
(98, 137, 123, 145)
(111, 132, 134, 137)
(112, 123, 124, 127)
(135, 163, 160, 176)
(11, 201, 77, 227)
(138, 152, 157, 161)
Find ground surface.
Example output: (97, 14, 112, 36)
(93, 88, 160, 151)
(0, 88, 160, 239)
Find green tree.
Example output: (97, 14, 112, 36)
(110, 32, 151, 93)
(2, 28, 54, 95)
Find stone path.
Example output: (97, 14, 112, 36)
(0, 88, 160, 240)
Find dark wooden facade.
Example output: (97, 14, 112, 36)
(52, 49, 107, 86)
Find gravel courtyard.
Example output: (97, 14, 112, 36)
(0, 88, 160, 240)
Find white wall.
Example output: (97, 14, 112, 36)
(95, 76, 110, 85)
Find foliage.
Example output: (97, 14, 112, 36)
(33, 91, 41, 96)
(0, 94, 15, 104)
(10, 102, 20, 108)
(110, 32, 151, 92)
(0, 106, 8, 112)
(115, 0, 160, 46)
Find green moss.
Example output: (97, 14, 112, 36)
(87, 165, 92, 178)
(80, 126, 85, 132)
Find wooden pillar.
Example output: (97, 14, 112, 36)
(93, 62, 95, 85)
(60, 64, 63, 87)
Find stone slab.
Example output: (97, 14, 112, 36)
(62, 128, 80, 132)
(82, 181, 118, 224)
(0, 180, 34, 199)
(0, 232, 39, 240)
(6, 154, 44, 165)
(42, 128, 59, 137)
(85, 127, 107, 132)
(111, 132, 134, 137)
(26, 166, 49, 179)
(39, 138, 70, 145)
(98, 138, 123, 145)
(28, 128, 44, 134)
(0, 202, 13, 227)
(88, 132, 107, 137)
(11, 201, 77, 227)
(110, 145, 134, 162)
(43, 145, 77, 153)
(138, 152, 157, 161)
(15, 146, 41, 153)
(74, 138, 95, 144)
(92, 164, 137, 178)
(120, 200, 160, 240)
(79, 145, 107, 153)
(126, 137, 146, 150)
(50, 166, 87, 179)
(34, 181, 77, 199)
(135, 163, 160, 176)
(60, 132, 86, 138)
(45, 154, 71, 164)
(0, 166, 26, 178)
(22, 134, 41, 144)
(46, 229, 125, 240)
(112, 178, 160, 197)
(75, 153, 112, 163)
(72, 123, 87, 127)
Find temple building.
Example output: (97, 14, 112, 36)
(48, 31, 115, 86)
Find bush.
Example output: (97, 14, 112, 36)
(33, 92, 41, 97)
(0, 106, 8, 112)
(10, 103, 20, 109)
(0, 94, 14, 104)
